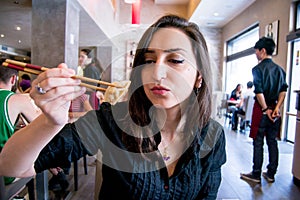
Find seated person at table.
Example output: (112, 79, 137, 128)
(68, 93, 93, 123)
(232, 81, 254, 131)
(0, 64, 42, 185)
(19, 74, 32, 93)
(228, 84, 243, 130)
(0, 15, 226, 199)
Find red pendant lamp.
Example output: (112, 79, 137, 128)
(131, 0, 141, 25)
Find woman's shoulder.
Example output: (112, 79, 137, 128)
(200, 119, 224, 143)
(208, 119, 224, 135)
(95, 101, 129, 120)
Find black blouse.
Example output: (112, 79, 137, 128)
(34, 102, 226, 200)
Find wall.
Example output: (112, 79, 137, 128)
(222, 0, 292, 71)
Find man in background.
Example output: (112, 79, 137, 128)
(0, 63, 42, 185)
(240, 37, 288, 183)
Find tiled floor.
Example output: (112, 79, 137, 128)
(217, 124, 300, 200)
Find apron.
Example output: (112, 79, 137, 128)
(249, 101, 263, 139)
(249, 101, 281, 139)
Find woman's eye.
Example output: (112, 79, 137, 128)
(169, 59, 184, 64)
(145, 59, 155, 64)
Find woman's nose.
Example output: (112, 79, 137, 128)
(152, 59, 167, 81)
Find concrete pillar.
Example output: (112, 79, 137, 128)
(31, 0, 80, 70)
(31, 0, 80, 198)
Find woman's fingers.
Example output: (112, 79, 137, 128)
(28, 64, 87, 125)
(41, 88, 86, 125)
(30, 66, 81, 98)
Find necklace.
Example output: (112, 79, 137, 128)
(162, 146, 171, 161)
(160, 131, 177, 162)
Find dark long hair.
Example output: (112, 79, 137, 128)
(123, 15, 212, 154)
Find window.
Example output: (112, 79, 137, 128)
(225, 26, 259, 94)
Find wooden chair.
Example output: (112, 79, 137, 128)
(237, 96, 255, 130)
(218, 98, 233, 126)
(0, 176, 35, 200)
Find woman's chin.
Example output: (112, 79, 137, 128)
(152, 101, 180, 110)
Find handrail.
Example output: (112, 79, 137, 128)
(286, 112, 297, 117)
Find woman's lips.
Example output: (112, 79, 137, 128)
(151, 86, 170, 95)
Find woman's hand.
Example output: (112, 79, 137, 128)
(96, 91, 105, 104)
(30, 63, 86, 125)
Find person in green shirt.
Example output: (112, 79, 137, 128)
(0, 63, 42, 184)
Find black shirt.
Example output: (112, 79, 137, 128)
(35, 102, 226, 200)
(252, 58, 288, 105)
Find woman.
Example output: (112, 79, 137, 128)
(228, 84, 244, 130)
(68, 93, 93, 123)
(79, 49, 102, 109)
(230, 84, 243, 101)
(0, 15, 226, 199)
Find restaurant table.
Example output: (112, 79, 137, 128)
(227, 99, 241, 105)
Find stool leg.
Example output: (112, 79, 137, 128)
(83, 155, 88, 175)
(26, 178, 35, 200)
(73, 161, 78, 191)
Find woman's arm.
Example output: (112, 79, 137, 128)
(0, 114, 65, 177)
(0, 64, 86, 177)
(11, 93, 42, 122)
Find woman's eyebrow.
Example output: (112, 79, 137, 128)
(164, 48, 186, 53)
(145, 48, 186, 53)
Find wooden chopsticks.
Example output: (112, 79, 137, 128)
(3, 59, 119, 92)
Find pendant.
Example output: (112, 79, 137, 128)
(163, 148, 170, 161)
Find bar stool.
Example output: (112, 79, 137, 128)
(73, 155, 88, 191)
(0, 176, 35, 200)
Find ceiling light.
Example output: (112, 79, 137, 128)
(213, 12, 219, 17)
(16, 26, 21, 31)
(18, 40, 21, 43)
(206, 22, 215, 26)
(0, 34, 4, 38)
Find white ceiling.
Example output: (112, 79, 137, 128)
(0, 0, 256, 55)
(190, 0, 256, 27)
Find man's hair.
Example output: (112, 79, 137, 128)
(254, 37, 275, 55)
(247, 81, 253, 88)
(0, 62, 18, 83)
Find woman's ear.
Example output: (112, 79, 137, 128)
(194, 74, 202, 88)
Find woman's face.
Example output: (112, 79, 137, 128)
(141, 28, 199, 109)
(78, 51, 91, 66)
